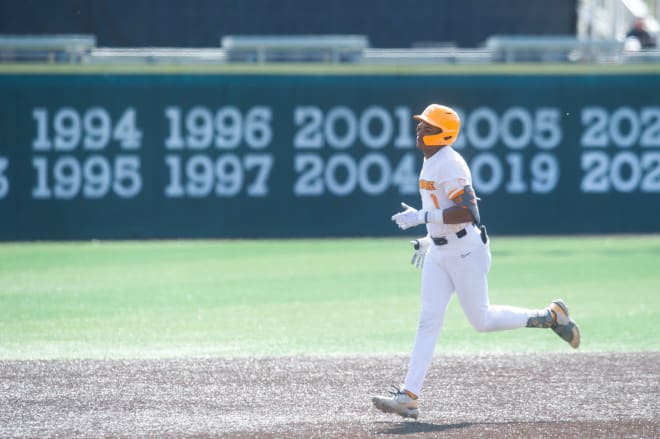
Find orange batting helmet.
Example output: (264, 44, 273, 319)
(414, 104, 461, 146)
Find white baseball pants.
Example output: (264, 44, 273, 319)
(403, 225, 532, 396)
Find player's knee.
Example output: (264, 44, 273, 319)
(468, 315, 493, 332)
(471, 321, 490, 332)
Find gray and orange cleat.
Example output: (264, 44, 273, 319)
(372, 386, 419, 419)
(549, 299, 581, 349)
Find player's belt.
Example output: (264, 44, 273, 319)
(431, 228, 467, 246)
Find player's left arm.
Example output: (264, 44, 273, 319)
(425, 179, 480, 225)
(391, 179, 480, 230)
(438, 204, 474, 224)
(444, 184, 480, 224)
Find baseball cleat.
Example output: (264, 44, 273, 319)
(372, 386, 419, 419)
(549, 299, 581, 349)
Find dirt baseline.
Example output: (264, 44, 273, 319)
(1, 353, 658, 438)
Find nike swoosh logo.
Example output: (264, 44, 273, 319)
(460, 252, 471, 258)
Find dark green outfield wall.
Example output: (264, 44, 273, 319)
(1, 66, 659, 239)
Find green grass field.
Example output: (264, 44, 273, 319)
(1, 236, 658, 360)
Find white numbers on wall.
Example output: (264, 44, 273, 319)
(162, 105, 274, 199)
(292, 105, 563, 196)
(461, 107, 562, 150)
(164, 154, 273, 198)
(293, 152, 417, 196)
(32, 107, 142, 151)
(580, 106, 660, 193)
(470, 153, 560, 195)
(293, 105, 415, 150)
(30, 107, 143, 200)
(24, 103, 660, 204)
(582, 107, 660, 149)
(165, 106, 273, 150)
(292, 105, 417, 196)
(0, 157, 8, 199)
(456, 107, 562, 194)
(31, 155, 142, 199)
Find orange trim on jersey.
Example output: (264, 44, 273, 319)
(449, 188, 464, 200)
(419, 179, 436, 191)
(430, 193, 440, 209)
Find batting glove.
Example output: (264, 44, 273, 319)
(410, 236, 431, 269)
(391, 202, 426, 230)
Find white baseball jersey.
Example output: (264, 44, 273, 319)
(402, 146, 535, 397)
(418, 146, 472, 237)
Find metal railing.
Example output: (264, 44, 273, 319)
(220, 35, 368, 63)
(485, 35, 624, 63)
(0, 33, 658, 66)
(84, 48, 227, 64)
(0, 34, 95, 63)
(360, 48, 491, 64)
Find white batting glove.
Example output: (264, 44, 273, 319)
(410, 236, 431, 269)
(391, 202, 426, 230)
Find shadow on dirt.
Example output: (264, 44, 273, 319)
(376, 421, 471, 435)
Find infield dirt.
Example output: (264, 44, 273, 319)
(1, 353, 658, 438)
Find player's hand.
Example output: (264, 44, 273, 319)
(391, 202, 425, 230)
(410, 236, 431, 269)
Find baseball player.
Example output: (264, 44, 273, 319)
(371, 104, 580, 420)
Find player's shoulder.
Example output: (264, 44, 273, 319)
(427, 147, 470, 182)
(433, 147, 467, 168)
(446, 146, 467, 161)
